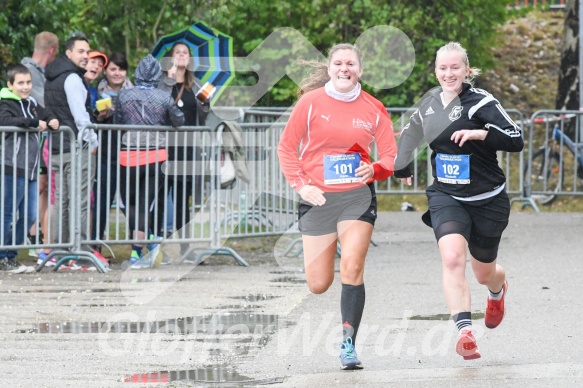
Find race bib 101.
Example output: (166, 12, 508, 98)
(323, 153, 361, 185)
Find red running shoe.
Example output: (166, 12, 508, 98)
(93, 250, 110, 268)
(455, 329, 481, 360)
(485, 280, 508, 329)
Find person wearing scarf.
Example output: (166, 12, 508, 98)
(277, 43, 398, 370)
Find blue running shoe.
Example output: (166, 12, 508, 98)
(128, 250, 151, 269)
(37, 252, 56, 267)
(339, 337, 363, 370)
(147, 234, 159, 252)
(147, 234, 163, 266)
(129, 250, 140, 265)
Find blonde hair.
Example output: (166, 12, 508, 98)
(34, 31, 59, 52)
(297, 43, 363, 97)
(435, 41, 481, 85)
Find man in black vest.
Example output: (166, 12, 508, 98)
(44, 36, 98, 258)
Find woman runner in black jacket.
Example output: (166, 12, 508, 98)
(395, 41, 523, 360)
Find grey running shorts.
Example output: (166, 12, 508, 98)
(298, 183, 377, 236)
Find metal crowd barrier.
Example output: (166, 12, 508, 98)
(2, 105, 546, 271)
(1, 126, 77, 257)
(221, 106, 528, 255)
(239, 107, 526, 201)
(39, 126, 107, 271)
(511, 110, 583, 212)
(81, 123, 248, 267)
(371, 108, 526, 198)
(216, 121, 299, 240)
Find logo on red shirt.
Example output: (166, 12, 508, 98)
(352, 118, 372, 130)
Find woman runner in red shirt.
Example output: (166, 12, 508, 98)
(278, 43, 397, 370)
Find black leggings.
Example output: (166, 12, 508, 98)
(169, 176, 203, 238)
(119, 163, 165, 235)
(166, 146, 204, 239)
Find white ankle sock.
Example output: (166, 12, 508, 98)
(488, 286, 504, 301)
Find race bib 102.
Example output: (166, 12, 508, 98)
(435, 153, 470, 184)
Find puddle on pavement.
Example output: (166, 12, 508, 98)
(269, 270, 304, 275)
(270, 276, 306, 284)
(102, 277, 186, 283)
(15, 312, 284, 385)
(409, 312, 485, 321)
(15, 312, 279, 334)
(67, 303, 130, 308)
(124, 366, 284, 385)
(0, 288, 114, 294)
(205, 304, 263, 311)
(229, 294, 282, 302)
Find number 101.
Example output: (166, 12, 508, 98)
(334, 163, 353, 175)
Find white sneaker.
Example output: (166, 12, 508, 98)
(12, 260, 35, 273)
(130, 259, 152, 269)
(1, 259, 29, 274)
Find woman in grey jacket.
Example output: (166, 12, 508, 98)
(114, 54, 184, 268)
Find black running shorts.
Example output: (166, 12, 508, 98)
(423, 185, 510, 263)
(298, 183, 377, 236)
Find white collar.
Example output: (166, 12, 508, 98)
(324, 81, 361, 102)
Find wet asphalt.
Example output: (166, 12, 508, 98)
(0, 211, 582, 387)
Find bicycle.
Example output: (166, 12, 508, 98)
(524, 118, 583, 205)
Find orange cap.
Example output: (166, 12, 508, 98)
(88, 50, 108, 67)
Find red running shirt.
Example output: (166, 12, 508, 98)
(278, 88, 397, 192)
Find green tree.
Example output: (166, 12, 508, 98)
(0, 0, 240, 83)
(0, 0, 84, 81)
(212, 0, 509, 107)
(0, 0, 508, 109)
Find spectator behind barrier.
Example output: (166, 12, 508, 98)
(21, 31, 59, 259)
(96, 52, 134, 123)
(158, 42, 210, 258)
(85, 50, 108, 116)
(43, 36, 99, 267)
(0, 63, 59, 273)
(21, 31, 59, 108)
(114, 54, 184, 269)
(91, 52, 134, 251)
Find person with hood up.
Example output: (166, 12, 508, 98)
(114, 54, 184, 269)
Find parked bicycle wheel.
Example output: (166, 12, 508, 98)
(524, 147, 563, 205)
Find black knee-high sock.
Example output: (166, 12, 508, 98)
(341, 283, 365, 345)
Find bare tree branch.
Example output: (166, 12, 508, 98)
(152, 0, 168, 43)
